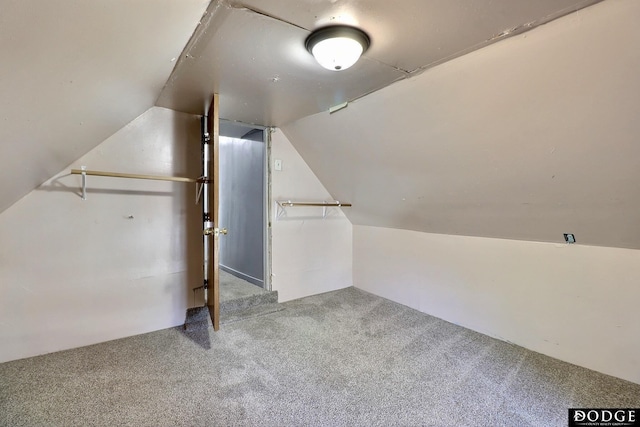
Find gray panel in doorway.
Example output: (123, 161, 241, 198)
(219, 131, 265, 287)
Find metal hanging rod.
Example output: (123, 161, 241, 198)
(71, 167, 208, 201)
(71, 168, 198, 183)
(276, 200, 352, 207)
(275, 200, 352, 220)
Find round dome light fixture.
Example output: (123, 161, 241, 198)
(305, 26, 370, 71)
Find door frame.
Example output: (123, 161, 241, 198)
(263, 127, 273, 291)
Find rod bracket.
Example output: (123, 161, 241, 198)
(195, 176, 208, 205)
(81, 166, 87, 200)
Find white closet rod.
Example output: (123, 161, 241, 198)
(70, 168, 197, 183)
(276, 200, 352, 207)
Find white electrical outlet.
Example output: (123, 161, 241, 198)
(274, 159, 282, 171)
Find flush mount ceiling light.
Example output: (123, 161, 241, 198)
(305, 26, 370, 71)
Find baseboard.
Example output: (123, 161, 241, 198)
(219, 264, 264, 288)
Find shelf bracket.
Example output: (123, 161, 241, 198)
(81, 166, 87, 200)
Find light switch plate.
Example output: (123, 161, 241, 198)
(274, 159, 282, 171)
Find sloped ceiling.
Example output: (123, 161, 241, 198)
(281, 0, 640, 249)
(157, 0, 602, 127)
(4, 0, 633, 251)
(0, 0, 209, 213)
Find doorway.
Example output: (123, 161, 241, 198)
(217, 121, 272, 311)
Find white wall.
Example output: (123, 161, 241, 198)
(270, 129, 352, 302)
(353, 225, 640, 384)
(0, 0, 209, 214)
(0, 107, 202, 363)
(0, 113, 355, 362)
(282, 0, 640, 250)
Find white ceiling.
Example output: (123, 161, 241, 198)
(157, 0, 603, 126)
(5, 0, 634, 250)
(282, 0, 640, 249)
(0, 0, 209, 213)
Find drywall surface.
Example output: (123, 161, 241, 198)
(0, 107, 202, 363)
(157, 0, 600, 126)
(353, 225, 640, 384)
(219, 136, 265, 286)
(270, 130, 352, 302)
(0, 0, 209, 214)
(282, 0, 640, 250)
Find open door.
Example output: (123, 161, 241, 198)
(207, 93, 222, 331)
(183, 93, 224, 332)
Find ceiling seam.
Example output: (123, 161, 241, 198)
(227, 2, 309, 32)
(153, 0, 225, 110)
(329, 0, 607, 112)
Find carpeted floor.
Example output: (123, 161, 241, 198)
(1, 287, 639, 426)
(219, 269, 267, 302)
